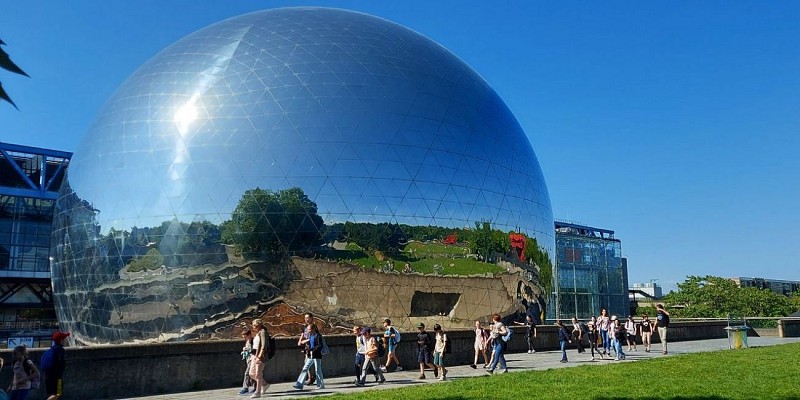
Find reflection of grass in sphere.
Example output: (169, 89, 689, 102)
(328, 241, 504, 276)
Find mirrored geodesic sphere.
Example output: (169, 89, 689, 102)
(51, 7, 554, 344)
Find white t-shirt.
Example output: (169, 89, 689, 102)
(435, 332, 447, 353)
(252, 330, 262, 354)
(491, 322, 505, 339)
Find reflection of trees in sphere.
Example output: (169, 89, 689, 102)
(51, 7, 553, 344)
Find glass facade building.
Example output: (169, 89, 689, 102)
(550, 221, 629, 319)
(0, 142, 71, 348)
(51, 8, 554, 344)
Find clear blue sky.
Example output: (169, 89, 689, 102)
(2, 1, 799, 291)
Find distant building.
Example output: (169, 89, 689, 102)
(0, 142, 71, 348)
(630, 281, 663, 300)
(550, 221, 629, 319)
(731, 277, 800, 297)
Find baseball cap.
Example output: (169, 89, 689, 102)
(417, 323, 425, 328)
(52, 331, 71, 342)
(611, 315, 618, 321)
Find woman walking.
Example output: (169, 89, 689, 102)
(598, 309, 611, 355)
(293, 324, 325, 390)
(487, 314, 509, 374)
(612, 317, 626, 361)
(248, 320, 270, 398)
(470, 320, 489, 369)
(8, 345, 39, 400)
(570, 317, 585, 354)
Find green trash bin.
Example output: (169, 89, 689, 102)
(724, 326, 749, 349)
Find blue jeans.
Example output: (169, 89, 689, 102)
(10, 389, 30, 400)
(488, 340, 506, 371)
(614, 338, 625, 358)
(296, 357, 324, 388)
(560, 339, 568, 361)
(600, 329, 610, 351)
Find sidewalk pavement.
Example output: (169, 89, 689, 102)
(125, 337, 800, 400)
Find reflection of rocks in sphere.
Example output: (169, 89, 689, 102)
(51, 7, 553, 344)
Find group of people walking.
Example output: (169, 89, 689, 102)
(554, 304, 671, 363)
(1, 331, 69, 400)
(236, 305, 671, 396)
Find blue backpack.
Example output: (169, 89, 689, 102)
(320, 335, 330, 355)
(390, 327, 401, 345)
(502, 325, 513, 342)
(40, 347, 55, 371)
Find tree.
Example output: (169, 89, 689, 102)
(343, 222, 404, 254)
(221, 187, 324, 259)
(127, 248, 164, 273)
(0, 38, 29, 108)
(665, 275, 794, 318)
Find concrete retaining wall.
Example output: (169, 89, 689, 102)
(0, 321, 729, 400)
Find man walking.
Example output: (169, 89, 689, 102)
(415, 323, 437, 379)
(297, 313, 317, 385)
(653, 304, 671, 354)
(41, 331, 69, 400)
(381, 319, 402, 372)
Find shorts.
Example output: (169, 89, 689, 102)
(433, 351, 444, 366)
(417, 350, 431, 364)
(474, 341, 484, 351)
(388, 341, 397, 353)
(627, 333, 636, 341)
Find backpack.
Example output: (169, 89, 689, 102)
(320, 334, 330, 356)
(443, 333, 452, 354)
(375, 337, 386, 358)
(502, 325, 513, 342)
(267, 334, 277, 360)
(22, 359, 39, 390)
(390, 327, 401, 345)
(40, 347, 54, 371)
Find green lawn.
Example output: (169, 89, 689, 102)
(330, 343, 800, 399)
(320, 241, 503, 276)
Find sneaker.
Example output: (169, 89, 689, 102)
(483, 364, 489, 369)
(419, 374, 426, 379)
(531, 349, 536, 353)
(501, 369, 509, 373)
(380, 366, 388, 373)
(239, 388, 249, 395)
(527, 350, 532, 354)
(438, 376, 445, 381)
(486, 369, 494, 375)
(250, 394, 261, 399)
(470, 364, 477, 369)
(560, 360, 567, 363)
(355, 381, 365, 387)
(591, 356, 595, 361)
(396, 366, 403, 371)
(292, 384, 303, 390)
(614, 357, 620, 361)
(316, 385, 325, 390)
(379, 379, 386, 384)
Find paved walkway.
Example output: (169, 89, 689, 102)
(126, 337, 799, 400)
